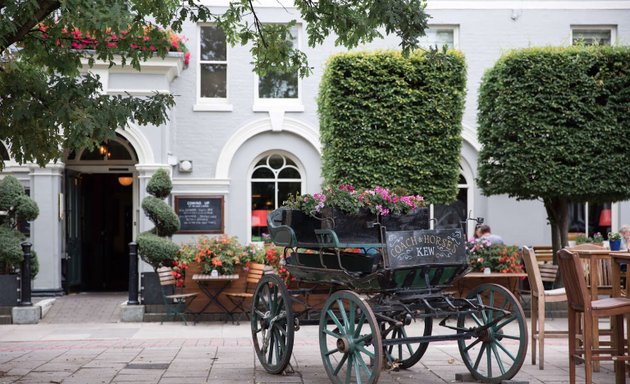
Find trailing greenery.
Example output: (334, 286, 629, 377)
(318, 50, 466, 204)
(137, 169, 180, 269)
(477, 45, 630, 258)
(1, 1, 430, 169)
(0, 175, 39, 277)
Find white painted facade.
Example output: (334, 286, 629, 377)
(2, 0, 629, 294)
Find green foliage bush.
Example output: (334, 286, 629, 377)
(146, 168, 172, 199)
(137, 169, 180, 269)
(137, 232, 180, 268)
(0, 175, 39, 276)
(478, 46, 630, 202)
(141, 196, 180, 237)
(318, 50, 467, 204)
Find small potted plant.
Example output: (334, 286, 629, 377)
(592, 232, 604, 246)
(608, 232, 622, 251)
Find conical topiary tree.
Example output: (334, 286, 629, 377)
(0, 175, 39, 277)
(137, 168, 180, 270)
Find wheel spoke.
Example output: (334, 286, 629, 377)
(473, 342, 486, 369)
(325, 346, 340, 356)
(495, 339, 517, 362)
(337, 299, 349, 330)
(327, 309, 345, 333)
(268, 330, 275, 365)
(356, 344, 376, 359)
(356, 352, 371, 376)
(345, 353, 353, 383)
(470, 312, 484, 327)
(324, 328, 341, 338)
(495, 314, 516, 330)
(354, 354, 363, 384)
(491, 343, 506, 375)
(354, 312, 366, 337)
(333, 353, 348, 375)
(355, 333, 373, 344)
(465, 337, 483, 352)
(486, 342, 492, 377)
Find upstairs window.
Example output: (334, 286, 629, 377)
(418, 26, 458, 50)
(254, 25, 302, 111)
(572, 26, 616, 45)
(196, 25, 229, 110)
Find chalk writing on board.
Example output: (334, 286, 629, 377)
(385, 229, 465, 268)
(175, 196, 223, 233)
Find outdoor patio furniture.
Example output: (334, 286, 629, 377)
(557, 248, 630, 384)
(157, 267, 198, 326)
(225, 262, 266, 324)
(522, 246, 568, 370)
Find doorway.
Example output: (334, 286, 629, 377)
(65, 173, 133, 292)
(64, 136, 137, 292)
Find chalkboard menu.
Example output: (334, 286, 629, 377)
(175, 196, 224, 234)
(385, 229, 466, 269)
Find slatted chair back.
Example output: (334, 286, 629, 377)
(522, 246, 545, 297)
(156, 266, 198, 325)
(532, 245, 553, 263)
(557, 249, 589, 311)
(158, 267, 177, 287)
(244, 263, 266, 291)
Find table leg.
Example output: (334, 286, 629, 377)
(591, 258, 601, 372)
(195, 282, 235, 323)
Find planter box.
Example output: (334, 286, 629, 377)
(0, 274, 20, 307)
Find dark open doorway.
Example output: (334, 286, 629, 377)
(69, 173, 133, 291)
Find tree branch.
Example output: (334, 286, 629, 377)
(2, 0, 60, 49)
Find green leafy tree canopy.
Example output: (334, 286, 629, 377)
(1, 0, 430, 170)
(477, 45, 630, 256)
(319, 49, 467, 203)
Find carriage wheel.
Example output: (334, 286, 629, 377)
(457, 283, 528, 383)
(381, 311, 433, 369)
(251, 274, 295, 374)
(319, 290, 382, 384)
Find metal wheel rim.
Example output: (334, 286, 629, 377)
(319, 290, 383, 384)
(457, 283, 528, 383)
(251, 274, 294, 374)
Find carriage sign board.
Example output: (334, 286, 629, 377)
(385, 229, 466, 268)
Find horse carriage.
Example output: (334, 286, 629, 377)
(250, 207, 527, 384)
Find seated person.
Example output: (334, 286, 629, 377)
(476, 224, 504, 245)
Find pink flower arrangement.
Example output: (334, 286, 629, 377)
(284, 184, 425, 217)
(37, 24, 190, 66)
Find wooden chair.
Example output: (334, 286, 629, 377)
(157, 267, 198, 325)
(557, 248, 630, 384)
(532, 245, 554, 263)
(225, 263, 266, 324)
(522, 246, 568, 369)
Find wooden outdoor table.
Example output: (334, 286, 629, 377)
(192, 274, 240, 323)
(453, 272, 527, 300)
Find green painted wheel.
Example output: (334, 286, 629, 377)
(381, 310, 432, 369)
(251, 274, 294, 374)
(457, 283, 528, 383)
(319, 290, 382, 384)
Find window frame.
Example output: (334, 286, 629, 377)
(194, 24, 233, 112)
(571, 25, 617, 46)
(252, 24, 304, 112)
(418, 24, 460, 50)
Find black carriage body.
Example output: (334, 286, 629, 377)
(260, 208, 527, 384)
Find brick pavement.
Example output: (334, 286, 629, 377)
(0, 293, 620, 383)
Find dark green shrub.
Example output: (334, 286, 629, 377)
(141, 196, 179, 237)
(137, 232, 180, 268)
(318, 49, 467, 204)
(137, 169, 180, 269)
(146, 168, 172, 199)
(0, 175, 39, 276)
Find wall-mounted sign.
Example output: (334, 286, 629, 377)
(385, 229, 466, 269)
(174, 195, 224, 234)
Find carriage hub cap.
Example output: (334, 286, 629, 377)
(336, 337, 354, 353)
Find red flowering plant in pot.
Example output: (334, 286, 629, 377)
(466, 238, 524, 273)
(175, 235, 265, 286)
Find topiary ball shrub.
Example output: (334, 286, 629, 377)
(0, 175, 39, 277)
(137, 169, 180, 269)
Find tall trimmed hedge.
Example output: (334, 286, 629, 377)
(477, 45, 630, 254)
(318, 50, 467, 203)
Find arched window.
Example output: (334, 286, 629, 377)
(250, 153, 302, 241)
